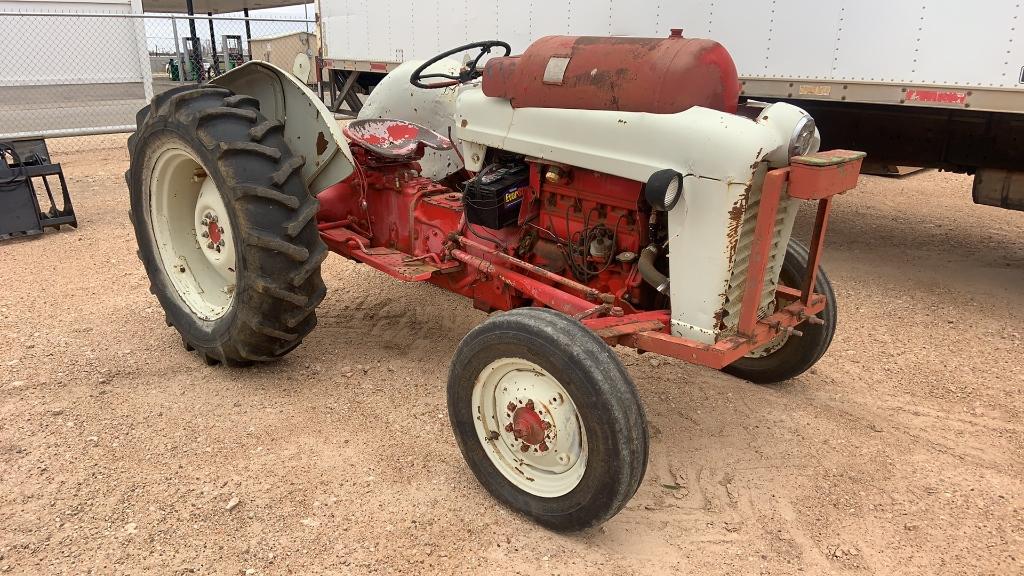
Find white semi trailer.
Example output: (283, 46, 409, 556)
(316, 0, 1024, 211)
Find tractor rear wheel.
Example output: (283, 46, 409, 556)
(723, 239, 837, 384)
(448, 308, 649, 531)
(127, 85, 327, 366)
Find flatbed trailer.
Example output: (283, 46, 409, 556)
(316, 0, 1024, 211)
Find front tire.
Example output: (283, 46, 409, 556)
(127, 86, 327, 366)
(448, 308, 648, 531)
(723, 239, 837, 384)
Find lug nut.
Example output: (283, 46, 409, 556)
(210, 215, 218, 223)
(207, 241, 215, 249)
(218, 239, 225, 247)
(201, 218, 209, 226)
(217, 226, 225, 234)
(201, 230, 209, 238)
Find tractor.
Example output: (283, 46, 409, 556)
(126, 32, 865, 530)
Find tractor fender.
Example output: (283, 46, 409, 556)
(212, 61, 354, 194)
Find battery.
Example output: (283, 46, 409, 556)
(463, 163, 528, 230)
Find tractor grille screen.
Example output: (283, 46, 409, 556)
(721, 184, 799, 332)
(463, 163, 528, 230)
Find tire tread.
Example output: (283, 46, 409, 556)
(127, 86, 327, 366)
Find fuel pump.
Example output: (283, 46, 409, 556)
(182, 36, 204, 82)
(222, 35, 244, 70)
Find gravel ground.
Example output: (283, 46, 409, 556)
(1, 135, 1022, 575)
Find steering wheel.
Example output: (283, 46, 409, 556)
(410, 40, 512, 89)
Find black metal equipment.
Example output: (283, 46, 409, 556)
(464, 162, 528, 230)
(0, 139, 77, 241)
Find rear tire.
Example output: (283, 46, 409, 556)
(127, 86, 327, 366)
(448, 308, 648, 531)
(723, 239, 837, 384)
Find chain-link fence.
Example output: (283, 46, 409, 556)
(0, 10, 316, 142)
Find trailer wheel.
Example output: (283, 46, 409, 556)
(448, 308, 648, 531)
(127, 86, 327, 366)
(723, 239, 837, 384)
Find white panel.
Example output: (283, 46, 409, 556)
(707, 3, 773, 76)
(496, 0, 533, 55)
(609, 0, 657, 36)
(345, 0, 370, 62)
(319, 0, 1022, 92)
(764, 0, 842, 79)
(530, 0, 570, 38)
(436, 0, 469, 50)
(387, 0, 414, 61)
(317, 0, 339, 57)
(568, 0, 612, 36)
(656, 0, 714, 38)
(1011, 4, 1024, 88)
(466, 0, 499, 42)
(411, 0, 442, 59)
(914, 0, 1020, 87)
(364, 0, 391, 61)
(832, 1, 921, 82)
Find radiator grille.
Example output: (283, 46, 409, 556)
(720, 185, 797, 332)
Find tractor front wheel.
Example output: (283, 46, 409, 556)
(723, 239, 837, 384)
(127, 86, 327, 365)
(448, 308, 649, 531)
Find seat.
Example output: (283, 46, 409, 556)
(342, 118, 453, 160)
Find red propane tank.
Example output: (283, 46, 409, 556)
(482, 30, 740, 114)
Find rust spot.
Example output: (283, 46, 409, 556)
(713, 308, 727, 331)
(725, 192, 748, 260)
(315, 131, 328, 156)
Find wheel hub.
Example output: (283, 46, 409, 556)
(506, 400, 551, 449)
(472, 358, 587, 498)
(192, 177, 235, 274)
(198, 210, 226, 252)
(149, 146, 237, 321)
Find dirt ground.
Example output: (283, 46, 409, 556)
(1, 135, 1022, 575)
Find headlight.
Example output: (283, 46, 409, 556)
(789, 115, 817, 158)
(645, 169, 684, 211)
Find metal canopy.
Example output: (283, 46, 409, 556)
(141, 0, 308, 14)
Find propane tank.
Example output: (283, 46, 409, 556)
(482, 30, 739, 114)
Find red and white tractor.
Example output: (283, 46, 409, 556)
(126, 32, 864, 530)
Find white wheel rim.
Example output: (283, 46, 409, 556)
(472, 357, 588, 498)
(149, 146, 236, 321)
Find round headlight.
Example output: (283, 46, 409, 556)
(645, 169, 684, 211)
(790, 115, 817, 158)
